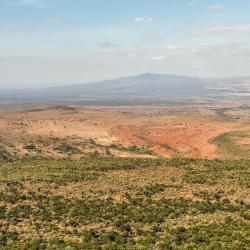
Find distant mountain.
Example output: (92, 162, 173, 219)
(1, 73, 250, 102)
(57, 73, 206, 98)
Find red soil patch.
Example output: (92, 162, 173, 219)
(140, 122, 235, 158)
(116, 121, 237, 159)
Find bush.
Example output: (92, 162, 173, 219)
(24, 144, 36, 150)
(56, 144, 81, 154)
(0, 149, 13, 161)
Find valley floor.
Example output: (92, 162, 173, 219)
(1, 105, 250, 160)
(0, 105, 250, 249)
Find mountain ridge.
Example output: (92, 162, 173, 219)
(1, 73, 250, 101)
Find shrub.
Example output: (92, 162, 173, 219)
(56, 144, 81, 154)
(24, 144, 36, 150)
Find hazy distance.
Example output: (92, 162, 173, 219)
(1, 0, 250, 89)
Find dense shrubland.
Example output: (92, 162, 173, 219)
(0, 157, 249, 249)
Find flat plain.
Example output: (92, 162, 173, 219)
(1, 103, 250, 160)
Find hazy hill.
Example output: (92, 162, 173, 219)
(60, 73, 206, 97)
(1, 73, 250, 103)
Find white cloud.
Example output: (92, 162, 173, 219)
(134, 17, 145, 22)
(208, 3, 224, 9)
(134, 17, 152, 23)
(192, 24, 250, 35)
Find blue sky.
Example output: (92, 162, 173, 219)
(1, 0, 250, 88)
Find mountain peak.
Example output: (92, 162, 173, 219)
(61, 73, 206, 97)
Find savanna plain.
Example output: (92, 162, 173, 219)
(0, 101, 250, 249)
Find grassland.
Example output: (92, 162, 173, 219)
(0, 106, 244, 159)
(211, 131, 250, 159)
(0, 156, 249, 249)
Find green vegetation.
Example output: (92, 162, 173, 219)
(55, 143, 81, 154)
(211, 131, 250, 159)
(24, 144, 37, 150)
(109, 144, 154, 155)
(0, 157, 249, 249)
(0, 148, 14, 161)
(20, 136, 156, 158)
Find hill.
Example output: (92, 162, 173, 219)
(0, 73, 207, 101)
(1, 74, 250, 105)
(60, 73, 206, 97)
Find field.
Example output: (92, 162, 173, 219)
(0, 104, 250, 249)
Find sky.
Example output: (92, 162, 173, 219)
(1, 0, 250, 89)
